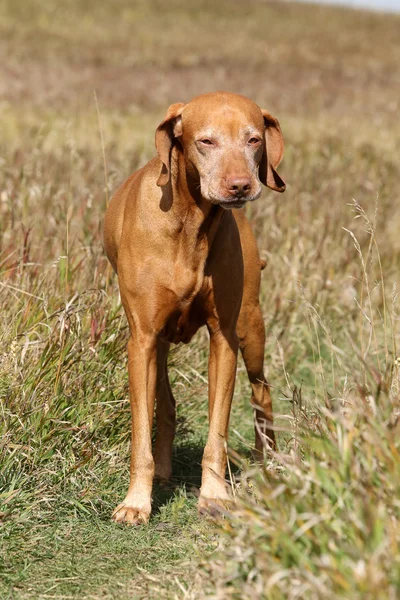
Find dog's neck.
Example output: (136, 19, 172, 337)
(167, 147, 226, 255)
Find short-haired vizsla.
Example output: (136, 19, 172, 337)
(103, 91, 286, 525)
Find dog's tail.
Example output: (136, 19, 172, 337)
(260, 259, 267, 271)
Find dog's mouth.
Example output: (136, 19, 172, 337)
(205, 184, 262, 210)
(218, 198, 248, 210)
(216, 190, 262, 210)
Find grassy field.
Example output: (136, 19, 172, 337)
(1, 0, 400, 598)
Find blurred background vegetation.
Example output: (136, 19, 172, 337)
(1, 0, 400, 598)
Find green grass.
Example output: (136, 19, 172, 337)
(1, 0, 400, 598)
(3, 488, 211, 599)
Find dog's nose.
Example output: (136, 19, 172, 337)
(225, 176, 252, 196)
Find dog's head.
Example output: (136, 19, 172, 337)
(155, 91, 285, 209)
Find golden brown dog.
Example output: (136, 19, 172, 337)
(103, 91, 285, 525)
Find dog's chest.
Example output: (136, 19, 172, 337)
(158, 225, 220, 344)
(161, 274, 211, 344)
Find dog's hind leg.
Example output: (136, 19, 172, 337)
(154, 339, 176, 483)
(237, 303, 276, 458)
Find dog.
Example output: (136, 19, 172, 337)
(103, 91, 285, 524)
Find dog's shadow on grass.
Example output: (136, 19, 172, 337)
(151, 441, 204, 513)
(151, 439, 251, 514)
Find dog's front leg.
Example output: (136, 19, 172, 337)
(199, 328, 238, 514)
(113, 334, 157, 525)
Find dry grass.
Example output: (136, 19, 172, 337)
(1, 0, 400, 598)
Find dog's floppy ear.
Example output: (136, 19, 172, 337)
(155, 102, 186, 187)
(259, 110, 286, 193)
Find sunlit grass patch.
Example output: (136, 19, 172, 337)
(206, 387, 400, 599)
(198, 200, 400, 599)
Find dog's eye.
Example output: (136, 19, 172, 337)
(199, 139, 214, 146)
(248, 137, 261, 145)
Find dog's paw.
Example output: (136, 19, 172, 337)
(197, 494, 234, 517)
(154, 465, 172, 486)
(154, 476, 172, 489)
(112, 503, 150, 526)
